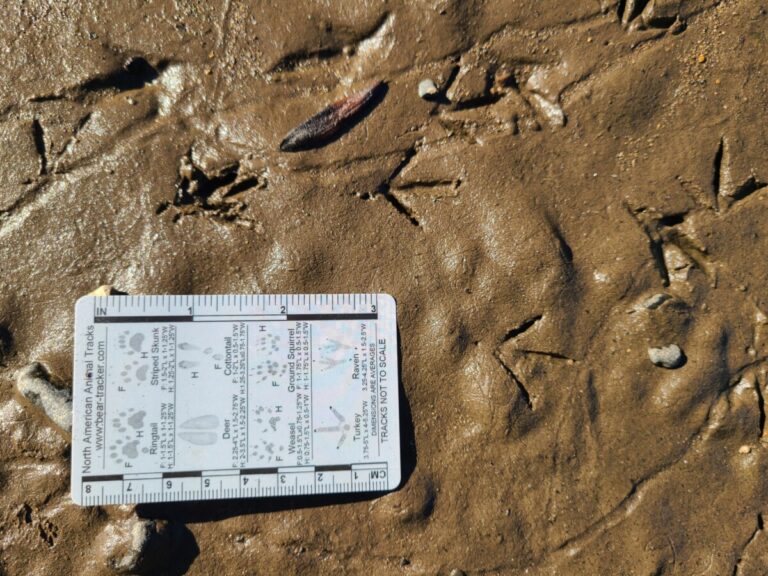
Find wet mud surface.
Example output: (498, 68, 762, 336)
(1, 1, 768, 574)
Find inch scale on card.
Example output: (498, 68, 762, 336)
(71, 293, 400, 506)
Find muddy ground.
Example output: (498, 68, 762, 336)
(1, 0, 768, 574)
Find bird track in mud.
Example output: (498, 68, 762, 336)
(157, 157, 266, 226)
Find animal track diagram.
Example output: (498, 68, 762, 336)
(317, 339, 354, 371)
(109, 408, 147, 465)
(177, 342, 223, 371)
(251, 406, 286, 462)
(117, 330, 149, 384)
(178, 415, 219, 446)
(118, 330, 145, 356)
(252, 438, 285, 462)
(251, 359, 287, 382)
(314, 406, 351, 449)
(119, 359, 148, 384)
(255, 333, 280, 355)
(320, 339, 353, 354)
(254, 405, 281, 433)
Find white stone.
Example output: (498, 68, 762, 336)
(418, 78, 438, 99)
(648, 344, 685, 369)
(528, 93, 565, 127)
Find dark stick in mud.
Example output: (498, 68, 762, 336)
(279, 80, 385, 152)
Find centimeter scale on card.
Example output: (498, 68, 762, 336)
(71, 293, 400, 506)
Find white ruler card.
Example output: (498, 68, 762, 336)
(71, 293, 399, 505)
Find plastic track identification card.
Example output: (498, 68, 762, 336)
(71, 294, 399, 505)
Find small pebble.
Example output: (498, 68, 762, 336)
(670, 17, 686, 34)
(418, 78, 439, 99)
(118, 519, 158, 573)
(648, 344, 686, 369)
(15, 363, 72, 433)
(98, 516, 195, 575)
(492, 67, 514, 92)
(446, 65, 490, 104)
(450, 570, 467, 576)
(739, 445, 751, 454)
(697, 53, 707, 63)
(528, 93, 565, 127)
(520, 116, 541, 132)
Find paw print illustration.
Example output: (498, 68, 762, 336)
(251, 360, 287, 382)
(254, 406, 281, 433)
(120, 359, 149, 384)
(178, 342, 223, 361)
(252, 439, 285, 462)
(255, 334, 281, 355)
(117, 330, 145, 356)
(109, 408, 148, 465)
(204, 347, 223, 360)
